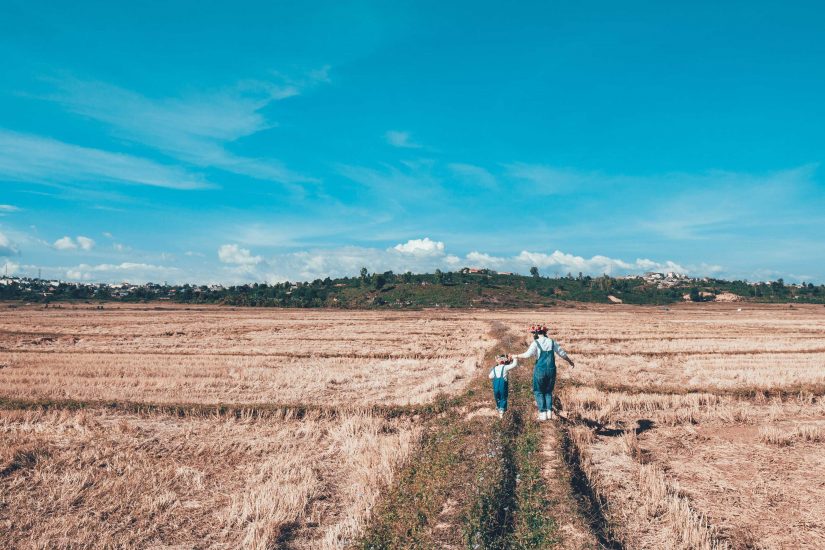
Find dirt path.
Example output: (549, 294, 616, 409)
(539, 426, 602, 549)
(358, 323, 604, 549)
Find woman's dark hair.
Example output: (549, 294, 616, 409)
(533, 330, 547, 339)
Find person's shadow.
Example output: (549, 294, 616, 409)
(555, 397, 655, 437)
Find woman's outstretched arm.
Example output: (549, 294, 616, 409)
(553, 341, 575, 367)
(513, 341, 538, 359)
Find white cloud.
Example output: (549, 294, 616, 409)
(218, 244, 262, 265)
(445, 255, 462, 266)
(53, 236, 77, 250)
(0, 231, 19, 256)
(23, 233, 771, 284)
(516, 250, 686, 276)
(65, 262, 180, 283)
(465, 249, 694, 276)
(0, 130, 210, 190)
(53, 235, 95, 251)
(76, 236, 95, 251)
(1, 260, 19, 275)
(0, 204, 20, 213)
(205, 238, 698, 284)
(385, 130, 421, 149)
(465, 251, 505, 268)
(464, 249, 691, 276)
(393, 237, 445, 257)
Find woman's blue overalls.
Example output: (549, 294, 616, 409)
(491, 365, 509, 411)
(532, 341, 556, 413)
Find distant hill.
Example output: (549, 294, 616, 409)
(2, 270, 823, 308)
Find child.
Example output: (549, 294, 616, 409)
(488, 354, 518, 418)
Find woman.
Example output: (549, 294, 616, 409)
(513, 323, 575, 421)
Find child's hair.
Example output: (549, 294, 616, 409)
(495, 354, 508, 364)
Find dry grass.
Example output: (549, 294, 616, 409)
(0, 409, 420, 549)
(494, 304, 825, 394)
(759, 423, 823, 445)
(515, 304, 825, 549)
(639, 420, 825, 549)
(567, 426, 727, 549)
(3, 303, 825, 548)
(0, 306, 490, 406)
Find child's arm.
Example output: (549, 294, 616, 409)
(503, 358, 518, 373)
(488, 367, 495, 379)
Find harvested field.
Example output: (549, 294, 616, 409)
(496, 305, 825, 395)
(0, 409, 419, 549)
(2, 303, 824, 548)
(505, 303, 825, 549)
(0, 306, 489, 406)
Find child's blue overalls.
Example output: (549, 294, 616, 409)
(491, 364, 509, 411)
(533, 341, 556, 413)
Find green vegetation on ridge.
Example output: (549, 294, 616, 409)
(2, 269, 824, 307)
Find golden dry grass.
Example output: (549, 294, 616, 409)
(1, 306, 489, 548)
(0, 306, 490, 406)
(493, 304, 825, 394)
(510, 304, 825, 549)
(0, 409, 419, 549)
(3, 303, 825, 548)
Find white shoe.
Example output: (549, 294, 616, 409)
(498, 409, 504, 418)
(538, 411, 547, 421)
(548, 411, 555, 420)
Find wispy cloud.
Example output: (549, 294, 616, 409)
(503, 163, 614, 194)
(0, 231, 19, 256)
(0, 130, 210, 190)
(448, 163, 498, 189)
(0, 205, 21, 213)
(46, 73, 329, 185)
(385, 130, 422, 149)
(636, 164, 821, 240)
(337, 162, 441, 201)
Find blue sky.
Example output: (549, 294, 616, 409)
(1, 0, 824, 284)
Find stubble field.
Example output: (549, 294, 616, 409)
(1, 303, 824, 549)
(500, 304, 825, 549)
